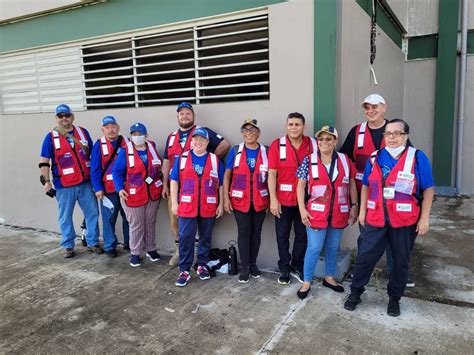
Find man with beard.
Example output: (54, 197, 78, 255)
(161, 102, 230, 266)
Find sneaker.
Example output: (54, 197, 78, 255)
(406, 277, 415, 288)
(250, 264, 262, 278)
(290, 270, 304, 284)
(387, 297, 401, 317)
(105, 249, 117, 258)
(129, 255, 141, 267)
(64, 248, 74, 258)
(238, 269, 250, 284)
(197, 265, 210, 280)
(146, 250, 161, 262)
(175, 271, 191, 287)
(88, 245, 104, 254)
(278, 271, 291, 285)
(344, 293, 362, 311)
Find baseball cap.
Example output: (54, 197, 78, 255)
(240, 118, 259, 130)
(192, 127, 209, 140)
(315, 126, 338, 139)
(177, 102, 194, 112)
(361, 94, 386, 107)
(102, 115, 117, 126)
(130, 122, 147, 135)
(55, 104, 72, 115)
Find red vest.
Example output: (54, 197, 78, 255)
(166, 126, 198, 169)
(353, 122, 385, 193)
(275, 136, 317, 206)
(177, 151, 219, 218)
(366, 147, 420, 228)
(306, 152, 351, 229)
(230, 143, 270, 213)
(51, 126, 90, 188)
(100, 135, 129, 193)
(124, 141, 163, 207)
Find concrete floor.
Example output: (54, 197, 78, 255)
(1, 196, 473, 354)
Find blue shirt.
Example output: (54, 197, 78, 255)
(90, 138, 123, 193)
(40, 127, 93, 189)
(170, 151, 225, 186)
(163, 126, 224, 159)
(112, 143, 155, 192)
(225, 145, 261, 173)
(362, 148, 434, 194)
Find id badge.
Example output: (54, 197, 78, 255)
(394, 171, 415, 194)
(383, 187, 395, 199)
(145, 176, 153, 184)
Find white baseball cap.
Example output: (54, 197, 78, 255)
(361, 94, 386, 107)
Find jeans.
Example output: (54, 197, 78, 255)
(233, 205, 266, 269)
(56, 181, 99, 249)
(303, 227, 343, 282)
(100, 192, 130, 252)
(275, 205, 307, 273)
(178, 216, 215, 272)
(351, 223, 417, 299)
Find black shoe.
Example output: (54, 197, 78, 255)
(323, 278, 345, 293)
(297, 286, 311, 300)
(249, 264, 262, 278)
(406, 277, 415, 288)
(344, 293, 362, 311)
(64, 248, 75, 258)
(387, 297, 401, 317)
(290, 269, 304, 284)
(278, 271, 291, 285)
(238, 269, 250, 283)
(105, 250, 117, 258)
(146, 250, 160, 262)
(88, 245, 104, 254)
(123, 245, 130, 252)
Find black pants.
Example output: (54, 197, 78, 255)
(350, 223, 417, 299)
(275, 205, 307, 273)
(234, 205, 266, 269)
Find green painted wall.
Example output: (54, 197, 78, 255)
(0, 0, 285, 53)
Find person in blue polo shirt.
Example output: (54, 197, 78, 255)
(90, 116, 130, 258)
(39, 104, 101, 258)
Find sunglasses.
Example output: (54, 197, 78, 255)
(57, 114, 72, 119)
(383, 130, 406, 138)
(317, 137, 334, 142)
(241, 127, 259, 134)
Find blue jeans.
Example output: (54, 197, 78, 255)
(56, 181, 99, 249)
(303, 227, 343, 282)
(100, 192, 130, 252)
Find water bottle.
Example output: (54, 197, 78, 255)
(228, 240, 238, 275)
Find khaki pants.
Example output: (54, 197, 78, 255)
(168, 197, 179, 241)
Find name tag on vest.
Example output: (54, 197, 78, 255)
(355, 172, 364, 180)
(260, 165, 268, 172)
(310, 203, 325, 212)
(210, 171, 219, 179)
(280, 184, 293, 192)
(260, 189, 269, 197)
(367, 200, 376, 210)
(396, 203, 412, 212)
(181, 195, 192, 203)
(152, 159, 160, 165)
(343, 177, 350, 184)
(383, 187, 395, 199)
(106, 174, 113, 181)
(155, 180, 163, 187)
(145, 177, 153, 184)
(130, 188, 136, 195)
(63, 168, 74, 175)
(340, 205, 349, 213)
(397, 171, 414, 180)
(231, 190, 243, 198)
(207, 197, 217, 204)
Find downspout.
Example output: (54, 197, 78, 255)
(455, 0, 468, 194)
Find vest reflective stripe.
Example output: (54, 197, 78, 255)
(310, 152, 319, 180)
(309, 137, 317, 153)
(126, 141, 135, 167)
(100, 136, 129, 193)
(337, 152, 350, 177)
(52, 130, 61, 149)
(75, 126, 87, 144)
(234, 143, 244, 168)
(357, 121, 367, 149)
(403, 147, 416, 172)
(168, 130, 178, 148)
(279, 136, 286, 160)
(100, 136, 109, 156)
(147, 141, 161, 164)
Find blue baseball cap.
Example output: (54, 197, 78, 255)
(102, 115, 117, 126)
(55, 104, 72, 115)
(177, 102, 194, 112)
(130, 122, 147, 135)
(192, 127, 209, 140)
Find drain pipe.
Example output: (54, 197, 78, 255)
(455, 0, 468, 195)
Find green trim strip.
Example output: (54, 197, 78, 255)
(432, 0, 460, 186)
(314, 0, 337, 130)
(0, 0, 285, 53)
(408, 31, 474, 60)
(355, 0, 403, 48)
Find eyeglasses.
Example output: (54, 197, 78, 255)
(317, 137, 334, 142)
(383, 130, 406, 138)
(241, 127, 259, 134)
(57, 114, 72, 119)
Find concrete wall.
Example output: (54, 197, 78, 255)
(0, 0, 314, 270)
(460, 56, 474, 195)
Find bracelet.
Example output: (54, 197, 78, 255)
(351, 202, 359, 207)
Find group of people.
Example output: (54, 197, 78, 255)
(39, 94, 434, 317)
